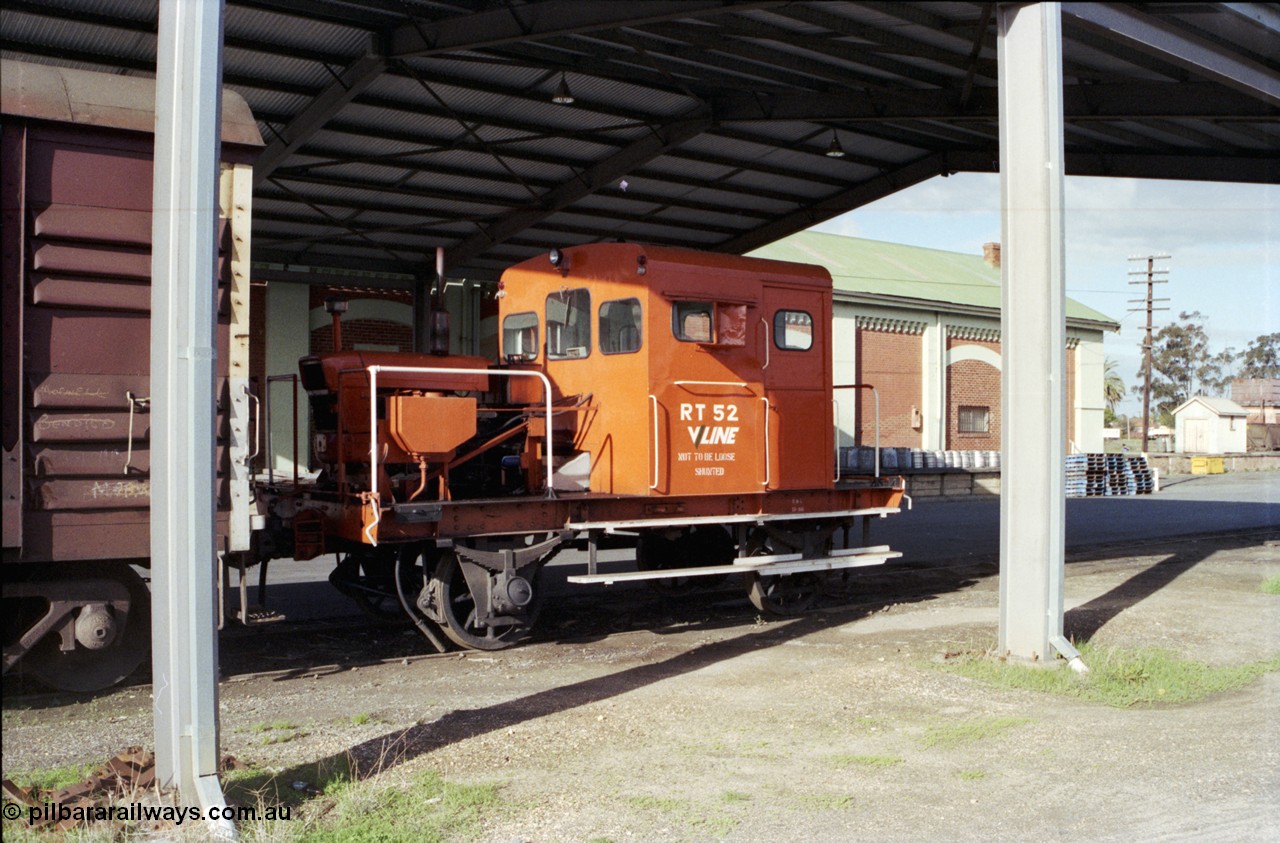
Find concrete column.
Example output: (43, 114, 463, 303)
(997, 2, 1068, 662)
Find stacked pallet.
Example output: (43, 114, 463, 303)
(1066, 453, 1154, 497)
(1065, 454, 1088, 497)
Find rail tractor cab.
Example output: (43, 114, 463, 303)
(255, 243, 904, 651)
(498, 243, 836, 497)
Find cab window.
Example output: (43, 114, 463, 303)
(599, 298, 642, 354)
(502, 312, 539, 362)
(773, 310, 813, 351)
(672, 301, 746, 346)
(546, 288, 591, 360)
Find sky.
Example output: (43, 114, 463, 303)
(810, 174, 1278, 415)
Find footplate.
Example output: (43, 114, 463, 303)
(566, 544, 900, 585)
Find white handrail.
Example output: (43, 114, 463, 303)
(648, 394, 660, 490)
(760, 317, 770, 370)
(760, 395, 771, 488)
(366, 365, 557, 545)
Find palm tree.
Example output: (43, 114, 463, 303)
(1103, 357, 1125, 412)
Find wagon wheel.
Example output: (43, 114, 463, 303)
(742, 527, 820, 617)
(429, 551, 536, 651)
(24, 563, 151, 692)
(636, 525, 734, 595)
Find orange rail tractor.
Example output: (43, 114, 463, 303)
(254, 243, 905, 650)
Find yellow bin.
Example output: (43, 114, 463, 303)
(1207, 456, 1225, 474)
(1191, 456, 1208, 475)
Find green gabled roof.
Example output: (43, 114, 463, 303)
(748, 230, 1117, 329)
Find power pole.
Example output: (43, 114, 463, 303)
(1128, 254, 1170, 451)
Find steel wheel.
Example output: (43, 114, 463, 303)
(24, 563, 150, 692)
(748, 572, 819, 616)
(430, 551, 535, 651)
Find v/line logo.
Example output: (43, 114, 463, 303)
(687, 425, 739, 446)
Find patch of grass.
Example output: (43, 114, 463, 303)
(626, 794, 687, 813)
(5, 760, 99, 792)
(918, 716, 1030, 750)
(299, 769, 501, 843)
(690, 814, 739, 835)
(955, 769, 988, 781)
(798, 793, 856, 811)
(349, 712, 373, 726)
(831, 754, 903, 769)
(1261, 574, 1280, 595)
(249, 720, 308, 745)
(938, 643, 1280, 708)
(721, 790, 753, 803)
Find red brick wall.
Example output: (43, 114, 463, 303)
(946, 338, 1001, 450)
(309, 286, 414, 353)
(856, 328, 922, 448)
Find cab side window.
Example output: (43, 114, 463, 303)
(546, 288, 591, 360)
(672, 301, 746, 347)
(502, 312, 539, 362)
(599, 298, 642, 354)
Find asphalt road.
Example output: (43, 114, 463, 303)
(256, 472, 1279, 624)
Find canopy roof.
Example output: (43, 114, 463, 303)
(3, 1, 1276, 282)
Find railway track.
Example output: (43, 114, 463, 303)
(4, 526, 1275, 704)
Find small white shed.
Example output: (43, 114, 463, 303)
(1172, 396, 1248, 454)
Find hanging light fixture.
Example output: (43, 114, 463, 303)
(552, 72, 575, 105)
(825, 130, 846, 158)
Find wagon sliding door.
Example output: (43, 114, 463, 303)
(4, 123, 251, 562)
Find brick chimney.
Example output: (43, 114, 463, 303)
(982, 242, 1001, 268)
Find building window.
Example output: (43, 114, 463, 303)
(958, 405, 989, 434)
(773, 310, 813, 350)
(546, 288, 591, 360)
(599, 298, 642, 354)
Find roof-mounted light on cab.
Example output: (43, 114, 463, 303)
(549, 247, 569, 276)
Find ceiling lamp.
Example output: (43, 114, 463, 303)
(825, 130, 846, 158)
(552, 72, 575, 105)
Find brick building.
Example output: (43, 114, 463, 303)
(749, 231, 1118, 453)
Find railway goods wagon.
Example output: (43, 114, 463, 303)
(255, 243, 906, 651)
(1, 61, 263, 690)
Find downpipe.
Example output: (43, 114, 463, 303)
(1051, 635, 1090, 674)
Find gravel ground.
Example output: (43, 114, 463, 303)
(3, 532, 1278, 842)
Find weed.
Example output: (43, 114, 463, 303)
(919, 716, 1030, 750)
(349, 712, 373, 726)
(1262, 574, 1280, 595)
(955, 769, 988, 781)
(298, 769, 501, 843)
(721, 790, 753, 803)
(831, 754, 903, 769)
(799, 793, 856, 811)
(626, 794, 686, 813)
(4, 760, 99, 792)
(937, 643, 1280, 708)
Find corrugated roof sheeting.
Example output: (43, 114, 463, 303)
(3, 1, 1274, 279)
